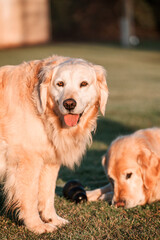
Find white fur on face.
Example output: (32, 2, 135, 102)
(50, 63, 99, 115)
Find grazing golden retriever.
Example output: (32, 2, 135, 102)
(0, 55, 108, 233)
(87, 128, 160, 208)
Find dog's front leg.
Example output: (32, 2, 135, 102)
(8, 153, 56, 234)
(86, 183, 113, 201)
(38, 163, 69, 227)
(99, 191, 113, 201)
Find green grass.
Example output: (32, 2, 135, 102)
(0, 43, 160, 239)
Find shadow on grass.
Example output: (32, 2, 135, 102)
(95, 117, 135, 144)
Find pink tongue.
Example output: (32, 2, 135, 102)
(64, 114, 79, 127)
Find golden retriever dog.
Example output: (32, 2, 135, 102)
(0, 55, 108, 233)
(87, 128, 160, 208)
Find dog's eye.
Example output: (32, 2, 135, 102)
(80, 81, 88, 88)
(57, 81, 64, 87)
(126, 173, 132, 179)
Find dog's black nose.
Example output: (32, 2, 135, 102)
(63, 98, 77, 111)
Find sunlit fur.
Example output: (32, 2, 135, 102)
(87, 128, 160, 208)
(0, 55, 108, 234)
(104, 128, 160, 208)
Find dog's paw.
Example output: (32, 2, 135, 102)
(43, 215, 69, 227)
(39, 210, 69, 227)
(51, 215, 69, 227)
(86, 190, 101, 201)
(27, 222, 57, 234)
(99, 192, 113, 201)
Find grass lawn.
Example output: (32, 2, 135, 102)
(0, 43, 160, 239)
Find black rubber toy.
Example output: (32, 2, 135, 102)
(63, 180, 87, 203)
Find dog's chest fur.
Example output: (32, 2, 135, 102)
(42, 106, 98, 168)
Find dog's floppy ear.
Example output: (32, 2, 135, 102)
(102, 151, 110, 176)
(137, 147, 160, 189)
(94, 65, 108, 115)
(36, 67, 53, 114)
(35, 59, 66, 114)
(102, 154, 107, 176)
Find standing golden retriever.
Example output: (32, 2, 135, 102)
(0, 56, 108, 233)
(87, 128, 160, 208)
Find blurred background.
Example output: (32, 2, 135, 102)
(0, 0, 160, 48)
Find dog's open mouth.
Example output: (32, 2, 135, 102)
(64, 113, 83, 127)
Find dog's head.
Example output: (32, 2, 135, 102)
(102, 134, 160, 208)
(35, 57, 108, 127)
